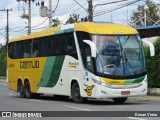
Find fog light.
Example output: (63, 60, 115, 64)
(142, 88, 146, 93)
(141, 75, 147, 85)
(101, 90, 108, 95)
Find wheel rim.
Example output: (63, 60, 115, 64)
(19, 85, 23, 95)
(74, 86, 80, 99)
(26, 84, 30, 96)
(19, 84, 24, 96)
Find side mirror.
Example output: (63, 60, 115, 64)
(83, 40, 97, 57)
(142, 39, 155, 57)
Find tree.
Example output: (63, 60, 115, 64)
(65, 14, 79, 24)
(52, 18, 60, 27)
(0, 45, 7, 76)
(130, 0, 160, 27)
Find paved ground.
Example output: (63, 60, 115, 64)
(0, 81, 160, 120)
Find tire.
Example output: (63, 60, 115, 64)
(18, 81, 25, 98)
(34, 93, 40, 98)
(113, 97, 127, 104)
(25, 81, 34, 99)
(71, 82, 86, 103)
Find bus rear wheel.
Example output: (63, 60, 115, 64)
(18, 81, 25, 98)
(25, 81, 34, 99)
(71, 82, 86, 103)
(113, 97, 127, 104)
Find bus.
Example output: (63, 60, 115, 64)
(7, 22, 155, 103)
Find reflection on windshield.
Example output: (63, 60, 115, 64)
(92, 35, 146, 77)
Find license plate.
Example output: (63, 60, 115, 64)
(121, 91, 130, 95)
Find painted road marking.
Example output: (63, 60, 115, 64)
(29, 99, 44, 102)
(8, 93, 15, 96)
(0, 82, 8, 85)
(64, 105, 92, 111)
(128, 117, 147, 120)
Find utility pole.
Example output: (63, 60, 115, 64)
(28, 0, 31, 34)
(49, 0, 52, 28)
(0, 9, 12, 44)
(144, 5, 149, 26)
(88, 0, 93, 22)
(16, 0, 34, 34)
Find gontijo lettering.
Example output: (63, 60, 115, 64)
(20, 61, 39, 69)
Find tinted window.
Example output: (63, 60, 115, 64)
(32, 37, 50, 57)
(8, 43, 14, 58)
(64, 33, 78, 59)
(8, 33, 78, 59)
(47, 35, 65, 56)
(77, 32, 94, 72)
(8, 40, 31, 59)
(23, 40, 32, 58)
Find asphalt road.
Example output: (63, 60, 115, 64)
(0, 82, 160, 120)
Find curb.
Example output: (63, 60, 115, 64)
(0, 79, 7, 83)
(148, 88, 160, 96)
(0, 77, 7, 83)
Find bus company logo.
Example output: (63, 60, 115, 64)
(84, 85, 94, 96)
(68, 62, 79, 66)
(9, 64, 15, 68)
(20, 61, 39, 69)
(68, 62, 79, 68)
(2, 112, 11, 117)
(109, 81, 120, 85)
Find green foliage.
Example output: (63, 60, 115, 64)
(145, 37, 160, 88)
(65, 14, 79, 24)
(130, 0, 160, 27)
(0, 45, 7, 76)
(52, 18, 60, 27)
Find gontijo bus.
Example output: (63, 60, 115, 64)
(7, 22, 155, 103)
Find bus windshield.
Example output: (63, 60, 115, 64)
(92, 34, 146, 78)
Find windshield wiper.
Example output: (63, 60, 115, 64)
(115, 36, 137, 76)
(122, 36, 130, 46)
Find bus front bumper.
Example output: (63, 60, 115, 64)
(94, 83, 147, 99)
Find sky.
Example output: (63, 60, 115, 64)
(0, 0, 160, 45)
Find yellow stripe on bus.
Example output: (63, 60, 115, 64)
(101, 77, 125, 85)
(68, 66, 77, 68)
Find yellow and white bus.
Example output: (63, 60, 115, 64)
(7, 22, 155, 103)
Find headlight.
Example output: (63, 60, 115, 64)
(141, 75, 147, 85)
(92, 78, 101, 84)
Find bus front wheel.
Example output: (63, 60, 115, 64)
(71, 82, 86, 103)
(113, 97, 127, 104)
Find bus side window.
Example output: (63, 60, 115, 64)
(64, 33, 78, 59)
(41, 37, 49, 56)
(12, 42, 23, 59)
(23, 40, 32, 58)
(32, 39, 40, 57)
(8, 42, 23, 59)
(76, 32, 94, 72)
(54, 36, 62, 55)
(83, 43, 94, 72)
(8, 43, 14, 59)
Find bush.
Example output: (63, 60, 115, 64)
(145, 37, 160, 88)
(0, 45, 7, 76)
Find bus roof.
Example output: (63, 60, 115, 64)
(9, 22, 138, 43)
